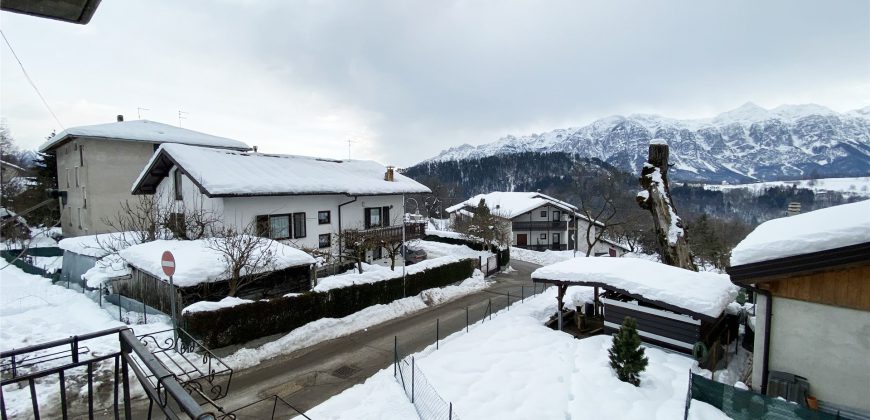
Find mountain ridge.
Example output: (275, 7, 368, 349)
(421, 103, 870, 183)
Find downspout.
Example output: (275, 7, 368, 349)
(337, 196, 358, 263)
(743, 283, 772, 395)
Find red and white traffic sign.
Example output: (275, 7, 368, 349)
(161, 251, 176, 277)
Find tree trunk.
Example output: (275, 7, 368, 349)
(637, 141, 698, 271)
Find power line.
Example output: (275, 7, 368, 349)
(0, 29, 65, 131)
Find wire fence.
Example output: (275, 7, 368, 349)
(392, 282, 554, 420)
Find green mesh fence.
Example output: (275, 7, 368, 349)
(689, 373, 846, 420)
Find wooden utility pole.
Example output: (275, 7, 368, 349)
(636, 140, 698, 271)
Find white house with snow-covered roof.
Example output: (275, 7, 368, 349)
(38, 117, 250, 237)
(446, 191, 627, 256)
(131, 143, 431, 262)
(727, 199, 870, 415)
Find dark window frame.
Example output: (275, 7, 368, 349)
(174, 169, 183, 200)
(540, 233, 547, 240)
(269, 214, 291, 240)
(293, 212, 307, 239)
(553, 233, 561, 244)
(553, 210, 561, 221)
(79, 145, 84, 166)
(318, 233, 331, 249)
(540, 210, 547, 218)
(364, 207, 383, 229)
(318, 210, 331, 225)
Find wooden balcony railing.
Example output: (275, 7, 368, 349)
(512, 221, 573, 231)
(344, 222, 426, 246)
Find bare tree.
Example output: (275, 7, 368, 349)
(577, 173, 623, 257)
(102, 194, 166, 244)
(207, 223, 279, 297)
(336, 225, 381, 274)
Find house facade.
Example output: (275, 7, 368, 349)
(446, 192, 627, 256)
(38, 118, 249, 237)
(728, 200, 870, 416)
(131, 143, 431, 263)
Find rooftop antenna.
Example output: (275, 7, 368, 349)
(178, 110, 188, 127)
(137, 107, 150, 119)
(347, 139, 355, 159)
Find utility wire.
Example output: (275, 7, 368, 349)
(0, 29, 65, 130)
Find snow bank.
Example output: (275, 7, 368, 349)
(510, 246, 579, 265)
(533, 257, 737, 318)
(58, 231, 141, 258)
(730, 199, 870, 266)
(313, 256, 461, 292)
(413, 240, 492, 260)
(424, 228, 466, 240)
(446, 191, 577, 218)
(182, 296, 253, 315)
(118, 238, 315, 287)
(312, 280, 730, 420)
(223, 270, 489, 370)
(135, 143, 431, 196)
(39, 119, 249, 152)
(82, 254, 131, 287)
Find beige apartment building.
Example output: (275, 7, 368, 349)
(38, 117, 249, 237)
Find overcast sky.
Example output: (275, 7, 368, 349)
(1, 1, 868, 166)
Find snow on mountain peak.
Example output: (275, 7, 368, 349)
(712, 102, 771, 126)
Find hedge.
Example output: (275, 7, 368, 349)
(422, 235, 510, 267)
(183, 258, 476, 348)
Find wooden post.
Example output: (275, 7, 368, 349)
(637, 140, 698, 271)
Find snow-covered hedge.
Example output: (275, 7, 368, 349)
(183, 258, 476, 348)
(422, 234, 510, 267)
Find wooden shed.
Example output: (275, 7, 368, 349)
(532, 257, 739, 368)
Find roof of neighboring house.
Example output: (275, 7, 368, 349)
(0, 159, 26, 172)
(532, 257, 738, 320)
(446, 192, 578, 219)
(730, 199, 870, 267)
(38, 120, 250, 152)
(132, 143, 432, 197)
(58, 231, 142, 258)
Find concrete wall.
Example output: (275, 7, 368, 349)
(750, 293, 768, 391)
(766, 296, 870, 411)
(56, 138, 156, 237)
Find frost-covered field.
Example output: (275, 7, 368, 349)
(309, 287, 730, 420)
(701, 176, 870, 197)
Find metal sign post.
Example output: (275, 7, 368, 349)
(161, 251, 177, 347)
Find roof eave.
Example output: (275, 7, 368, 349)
(727, 242, 870, 285)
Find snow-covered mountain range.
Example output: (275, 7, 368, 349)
(422, 103, 870, 183)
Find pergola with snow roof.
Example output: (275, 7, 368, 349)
(532, 258, 738, 364)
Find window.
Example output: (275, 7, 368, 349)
(553, 211, 561, 221)
(66, 168, 70, 188)
(168, 213, 186, 238)
(318, 234, 331, 249)
(364, 207, 382, 229)
(553, 233, 561, 244)
(82, 187, 87, 209)
(318, 210, 331, 225)
(79, 145, 84, 166)
(540, 210, 547, 218)
(372, 246, 382, 260)
(174, 169, 183, 200)
(269, 215, 290, 239)
(77, 208, 83, 229)
(540, 233, 547, 240)
(75, 167, 79, 187)
(293, 213, 306, 238)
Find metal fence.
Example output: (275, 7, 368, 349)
(686, 372, 852, 420)
(395, 356, 458, 420)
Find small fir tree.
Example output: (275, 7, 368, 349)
(608, 316, 648, 386)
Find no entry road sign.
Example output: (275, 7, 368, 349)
(161, 251, 176, 277)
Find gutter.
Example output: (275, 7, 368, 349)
(743, 283, 773, 395)
(337, 195, 358, 261)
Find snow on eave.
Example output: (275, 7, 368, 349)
(445, 191, 580, 219)
(38, 120, 250, 152)
(0, 159, 25, 172)
(532, 258, 737, 320)
(730, 199, 870, 267)
(133, 143, 431, 197)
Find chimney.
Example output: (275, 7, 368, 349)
(253, 145, 258, 152)
(116, 115, 124, 122)
(385, 166, 395, 182)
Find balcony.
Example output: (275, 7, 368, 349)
(512, 221, 573, 231)
(344, 222, 426, 246)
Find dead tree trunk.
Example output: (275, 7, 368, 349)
(636, 140, 698, 271)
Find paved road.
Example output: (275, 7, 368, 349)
(201, 259, 546, 418)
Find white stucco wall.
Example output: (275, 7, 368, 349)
(767, 297, 870, 411)
(750, 293, 768, 391)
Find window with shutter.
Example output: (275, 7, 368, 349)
(382, 206, 390, 226)
(293, 213, 306, 238)
(255, 215, 269, 237)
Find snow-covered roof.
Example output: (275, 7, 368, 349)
(0, 159, 25, 172)
(730, 199, 870, 267)
(446, 192, 579, 219)
(38, 120, 249, 152)
(532, 258, 737, 319)
(58, 231, 142, 258)
(132, 143, 432, 197)
(118, 238, 315, 287)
